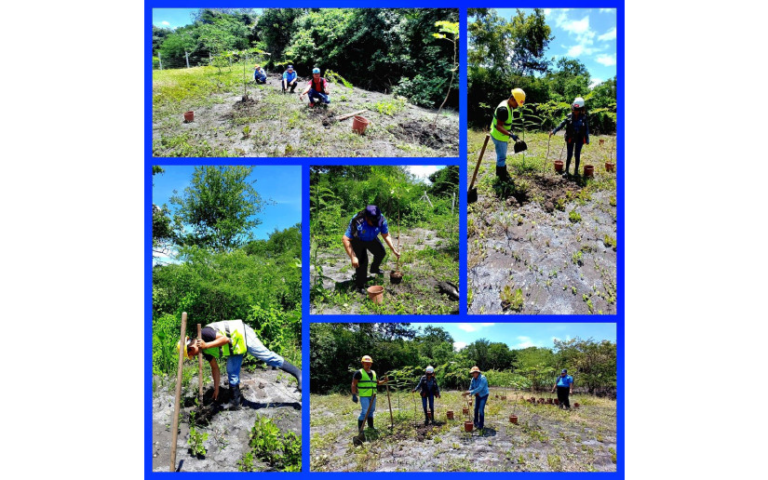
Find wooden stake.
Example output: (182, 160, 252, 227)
(170, 312, 187, 472)
(197, 323, 203, 403)
(386, 385, 394, 428)
(335, 110, 367, 122)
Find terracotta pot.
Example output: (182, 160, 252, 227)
(390, 270, 402, 284)
(547, 398, 553, 405)
(464, 421, 474, 432)
(501, 396, 507, 401)
(554, 160, 564, 172)
(554, 399, 560, 405)
(574, 402, 580, 409)
(366, 285, 384, 304)
(584, 165, 594, 177)
(427, 410, 433, 419)
(446, 411, 454, 420)
(509, 415, 518, 424)
(462, 407, 469, 415)
(352, 115, 370, 134)
(599, 139, 605, 145)
(605, 162, 615, 172)
(183, 111, 194, 122)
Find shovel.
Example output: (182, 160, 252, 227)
(467, 134, 490, 204)
(353, 393, 376, 446)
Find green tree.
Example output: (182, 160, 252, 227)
(170, 166, 267, 252)
(508, 8, 553, 75)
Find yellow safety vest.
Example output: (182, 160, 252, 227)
(358, 369, 377, 397)
(202, 320, 248, 359)
(490, 100, 514, 142)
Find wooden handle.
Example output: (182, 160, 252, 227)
(469, 134, 490, 190)
(197, 324, 203, 403)
(170, 312, 188, 472)
(386, 385, 394, 427)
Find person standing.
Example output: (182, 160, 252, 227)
(463, 366, 489, 430)
(490, 88, 527, 182)
(550, 97, 590, 176)
(551, 369, 574, 409)
(351, 355, 389, 430)
(342, 205, 401, 295)
(412, 366, 441, 425)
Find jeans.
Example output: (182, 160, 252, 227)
(556, 386, 571, 409)
(351, 238, 386, 288)
(491, 136, 508, 167)
(473, 394, 489, 429)
(308, 88, 330, 105)
(565, 141, 584, 174)
(254, 73, 267, 84)
(358, 395, 377, 420)
(421, 394, 434, 414)
(226, 324, 284, 386)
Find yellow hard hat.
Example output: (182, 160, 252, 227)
(511, 88, 526, 105)
(176, 337, 192, 360)
(470, 366, 481, 374)
(361, 355, 373, 363)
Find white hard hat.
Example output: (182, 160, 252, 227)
(573, 97, 585, 109)
(426, 366, 435, 374)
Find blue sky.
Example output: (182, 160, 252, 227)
(153, 8, 263, 29)
(494, 8, 617, 88)
(415, 323, 616, 351)
(153, 165, 301, 257)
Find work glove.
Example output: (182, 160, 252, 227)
(352, 394, 358, 403)
(513, 140, 528, 153)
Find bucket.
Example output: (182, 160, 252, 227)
(605, 162, 615, 172)
(366, 286, 384, 304)
(464, 421, 474, 432)
(584, 165, 594, 177)
(509, 415, 518, 424)
(446, 410, 454, 420)
(184, 111, 194, 122)
(554, 160, 564, 173)
(352, 115, 370, 134)
(390, 270, 403, 284)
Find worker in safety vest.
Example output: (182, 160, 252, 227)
(550, 97, 590, 176)
(462, 366, 489, 430)
(342, 205, 401, 295)
(351, 355, 389, 430)
(178, 319, 301, 410)
(490, 88, 527, 182)
(551, 369, 574, 409)
(300, 67, 331, 107)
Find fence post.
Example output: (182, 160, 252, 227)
(185, 51, 190, 69)
(158, 52, 163, 70)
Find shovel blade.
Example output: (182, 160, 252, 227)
(468, 188, 478, 204)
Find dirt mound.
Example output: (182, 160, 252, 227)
(233, 95, 258, 109)
(392, 120, 451, 149)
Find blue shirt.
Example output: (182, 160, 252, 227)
(283, 70, 297, 82)
(344, 214, 388, 242)
(556, 375, 574, 387)
(469, 374, 489, 397)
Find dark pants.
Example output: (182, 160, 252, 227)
(473, 394, 489, 429)
(351, 238, 386, 288)
(283, 80, 297, 93)
(565, 141, 584, 174)
(421, 394, 434, 415)
(557, 386, 571, 409)
(254, 73, 267, 84)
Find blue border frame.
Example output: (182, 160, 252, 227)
(146, 2, 624, 477)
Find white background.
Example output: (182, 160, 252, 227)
(1, 1, 766, 477)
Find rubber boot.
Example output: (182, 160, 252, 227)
(367, 416, 374, 429)
(574, 159, 581, 177)
(280, 361, 302, 392)
(358, 419, 364, 430)
(496, 166, 511, 182)
(229, 383, 242, 411)
(565, 158, 571, 176)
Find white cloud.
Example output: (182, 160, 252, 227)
(453, 341, 467, 351)
(457, 323, 494, 332)
(404, 166, 442, 184)
(512, 336, 536, 349)
(161, 21, 170, 26)
(567, 45, 585, 57)
(589, 78, 603, 89)
(598, 28, 617, 42)
(544, 9, 552, 15)
(596, 54, 617, 66)
(555, 13, 599, 58)
(599, 9, 616, 14)
(561, 16, 590, 35)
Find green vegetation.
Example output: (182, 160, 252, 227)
(238, 417, 301, 472)
(310, 166, 459, 315)
(152, 166, 301, 377)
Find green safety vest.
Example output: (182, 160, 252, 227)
(358, 369, 377, 397)
(490, 100, 514, 142)
(202, 320, 248, 359)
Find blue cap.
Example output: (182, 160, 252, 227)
(561, 369, 567, 374)
(287, 65, 293, 69)
(364, 205, 383, 226)
(312, 67, 320, 74)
